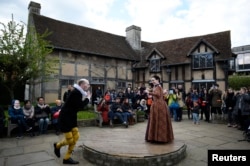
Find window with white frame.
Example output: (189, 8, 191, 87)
(192, 53, 213, 69)
(236, 53, 250, 71)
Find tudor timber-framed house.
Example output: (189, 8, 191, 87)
(27, 2, 235, 103)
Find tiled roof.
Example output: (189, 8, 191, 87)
(32, 14, 232, 66)
(32, 14, 139, 61)
(139, 31, 232, 67)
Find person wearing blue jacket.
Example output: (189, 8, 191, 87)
(8, 100, 32, 138)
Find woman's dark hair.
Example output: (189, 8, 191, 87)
(24, 100, 31, 105)
(152, 75, 161, 82)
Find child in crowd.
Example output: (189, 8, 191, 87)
(191, 101, 200, 125)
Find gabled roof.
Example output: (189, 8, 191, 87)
(31, 14, 139, 61)
(145, 48, 165, 60)
(186, 38, 220, 56)
(141, 31, 232, 66)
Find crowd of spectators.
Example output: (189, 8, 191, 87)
(3, 83, 250, 138)
(96, 83, 250, 134)
(7, 97, 62, 138)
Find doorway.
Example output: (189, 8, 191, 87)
(91, 84, 105, 105)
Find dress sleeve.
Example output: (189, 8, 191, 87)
(149, 87, 161, 98)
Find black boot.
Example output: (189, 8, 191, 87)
(63, 158, 79, 164)
(54, 143, 60, 158)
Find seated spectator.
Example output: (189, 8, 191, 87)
(97, 98, 110, 124)
(104, 91, 112, 104)
(109, 97, 128, 127)
(0, 106, 6, 138)
(121, 98, 134, 124)
(34, 97, 51, 135)
(132, 99, 141, 110)
(51, 100, 62, 135)
(140, 99, 148, 118)
(8, 100, 32, 138)
(23, 100, 35, 137)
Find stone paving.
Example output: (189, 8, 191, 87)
(0, 117, 249, 166)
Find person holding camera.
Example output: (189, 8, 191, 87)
(166, 89, 178, 120)
(209, 83, 223, 122)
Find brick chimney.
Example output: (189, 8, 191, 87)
(126, 25, 141, 50)
(28, 1, 41, 15)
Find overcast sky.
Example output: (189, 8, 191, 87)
(0, 0, 249, 47)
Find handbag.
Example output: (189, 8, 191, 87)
(53, 111, 60, 119)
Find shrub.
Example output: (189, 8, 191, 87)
(136, 110, 145, 116)
(228, 75, 250, 90)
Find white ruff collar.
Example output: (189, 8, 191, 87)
(73, 84, 87, 97)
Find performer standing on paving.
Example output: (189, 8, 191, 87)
(54, 78, 91, 165)
(145, 75, 174, 143)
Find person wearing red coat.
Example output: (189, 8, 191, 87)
(97, 98, 110, 124)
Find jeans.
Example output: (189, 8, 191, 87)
(123, 112, 132, 122)
(192, 113, 199, 124)
(173, 109, 178, 121)
(11, 116, 29, 137)
(38, 117, 49, 133)
(113, 112, 126, 123)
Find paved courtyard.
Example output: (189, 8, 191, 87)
(0, 117, 249, 166)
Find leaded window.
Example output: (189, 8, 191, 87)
(61, 79, 74, 86)
(150, 59, 161, 72)
(117, 81, 126, 88)
(193, 53, 213, 69)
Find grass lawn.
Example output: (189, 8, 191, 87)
(77, 111, 96, 120)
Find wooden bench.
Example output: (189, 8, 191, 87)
(7, 118, 52, 137)
(93, 104, 137, 127)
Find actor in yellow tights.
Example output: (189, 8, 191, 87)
(54, 79, 91, 164)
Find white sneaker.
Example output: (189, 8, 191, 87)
(123, 122, 128, 128)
